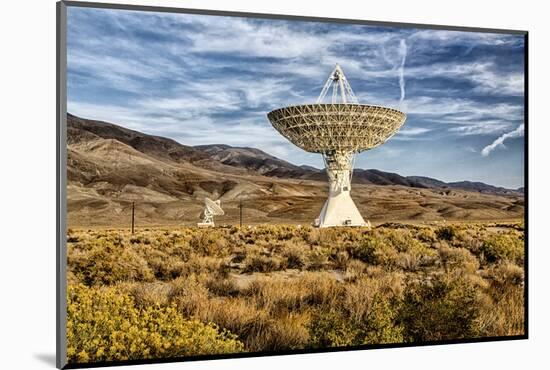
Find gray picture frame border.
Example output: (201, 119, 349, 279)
(57, 2, 67, 368)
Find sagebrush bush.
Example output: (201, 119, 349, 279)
(168, 275, 211, 318)
(66, 284, 243, 363)
(308, 309, 359, 347)
(243, 254, 284, 273)
(189, 230, 229, 257)
(436, 225, 462, 241)
(416, 227, 438, 243)
(283, 245, 306, 270)
(341, 275, 404, 344)
(400, 275, 482, 342)
(205, 276, 241, 297)
(306, 249, 330, 270)
(489, 262, 524, 288)
(438, 244, 479, 274)
(348, 234, 398, 266)
(118, 281, 171, 307)
(480, 233, 524, 264)
(476, 261, 524, 336)
(68, 238, 154, 285)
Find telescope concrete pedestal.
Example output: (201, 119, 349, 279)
(314, 150, 369, 228)
(316, 190, 367, 227)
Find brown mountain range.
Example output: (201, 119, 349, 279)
(66, 113, 524, 227)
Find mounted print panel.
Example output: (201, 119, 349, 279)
(57, 1, 527, 368)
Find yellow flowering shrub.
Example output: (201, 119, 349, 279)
(67, 284, 243, 363)
(480, 232, 524, 264)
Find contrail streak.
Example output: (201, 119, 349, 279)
(398, 39, 407, 103)
(481, 123, 524, 156)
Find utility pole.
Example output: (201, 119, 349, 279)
(131, 202, 135, 234)
(239, 199, 243, 228)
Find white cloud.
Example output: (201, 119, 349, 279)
(409, 29, 521, 47)
(448, 120, 513, 135)
(67, 100, 294, 155)
(396, 96, 523, 136)
(398, 39, 407, 104)
(481, 123, 525, 156)
(392, 126, 432, 141)
(396, 127, 431, 136)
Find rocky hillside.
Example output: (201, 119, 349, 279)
(66, 114, 524, 227)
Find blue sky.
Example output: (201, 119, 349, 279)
(67, 7, 525, 189)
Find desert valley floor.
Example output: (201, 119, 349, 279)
(66, 114, 523, 228)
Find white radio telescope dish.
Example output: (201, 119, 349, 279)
(198, 198, 224, 227)
(267, 64, 406, 228)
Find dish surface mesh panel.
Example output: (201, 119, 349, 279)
(267, 104, 406, 153)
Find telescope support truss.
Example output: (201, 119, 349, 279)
(315, 150, 367, 227)
(201, 209, 214, 226)
(317, 64, 359, 104)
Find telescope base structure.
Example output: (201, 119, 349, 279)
(313, 150, 370, 228)
(198, 209, 215, 228)
(315, 190, 369, 227)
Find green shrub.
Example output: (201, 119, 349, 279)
(308, 274, 404, 347)
(349, 236, 398, 266)
(308, 309, 359, 348)
(308, 295, 403, 347)
(416, 227, 437, 243)
(342, 275, 404, 344)
(67, 284, 243, 363)
(480, 233, 524, 264)
(400, 275, 481, 342)
(386, 229, 426, 253)
(435, 225, 464, 241)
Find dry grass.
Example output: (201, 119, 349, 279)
(66, 222, 525, 362)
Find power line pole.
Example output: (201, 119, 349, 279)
(131, 202, 135, 234)
(239, 199, 243, 228)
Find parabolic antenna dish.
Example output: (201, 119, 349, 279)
(267, 104, 406, 153)
(205, 198, 224, 216)
(266, 63, 407, 228)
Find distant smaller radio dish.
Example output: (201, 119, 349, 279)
(205, 198, 225, 216)
(198, 198, 224, 227)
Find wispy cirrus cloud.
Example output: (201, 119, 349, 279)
(396, 127, 432, 136)
(398, 39, 408, 104)
(67, 7, 525, 188)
